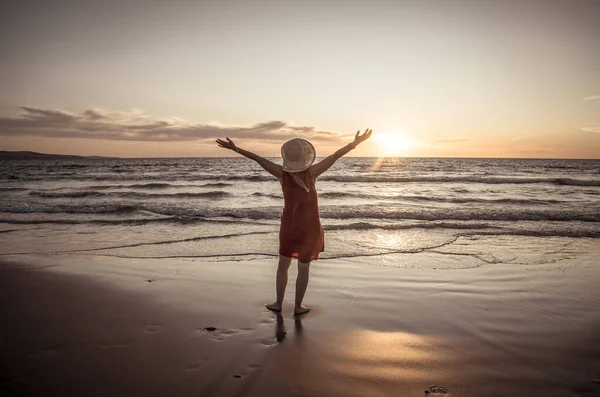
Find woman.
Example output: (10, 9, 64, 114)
(216, 128, 372, 314)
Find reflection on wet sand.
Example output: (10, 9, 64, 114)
(273, 313, 305, 344)
(266, 325, 600, 397)
(275, 313, 286, 342)
(329, 330, 447, 382)
(272, 329, 453, 397)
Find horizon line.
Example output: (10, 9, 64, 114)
(1, 150, 598, 161)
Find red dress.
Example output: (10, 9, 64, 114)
(279, 170, 325, 262)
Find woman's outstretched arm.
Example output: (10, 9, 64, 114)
(216, 137, 283, 179)
(310, 129, 372, 179)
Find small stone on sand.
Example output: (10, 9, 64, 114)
(204, 327, 217, 332)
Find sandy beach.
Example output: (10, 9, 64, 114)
(1, 235, 599, 397)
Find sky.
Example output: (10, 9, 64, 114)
(0, 0, 599, 158)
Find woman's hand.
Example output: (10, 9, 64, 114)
(216, 138, 282, 178)
(310, 128, 373, 178)
(353, 128, 373, 146)
(216, 137, 238, 152)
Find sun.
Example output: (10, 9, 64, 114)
(372, 131, 418, 156)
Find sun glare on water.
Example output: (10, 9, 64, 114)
(372, 131, 418, 156)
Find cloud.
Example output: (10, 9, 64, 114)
(429, 138, 472, 143)
(0, 106, 342, 143)
(509, 135, 531, 141)
(83, 109, 107, 120)
(584, 95, 600, 101)
(581, 123, 600, 134)
(429, 135, 532, 144)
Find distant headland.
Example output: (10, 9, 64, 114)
(0, 151, 118, 160)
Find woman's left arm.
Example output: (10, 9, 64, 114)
(309, 129, 372, 179)
(216, 137, 282, 179)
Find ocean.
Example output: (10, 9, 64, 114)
(1, 157, 599, 263)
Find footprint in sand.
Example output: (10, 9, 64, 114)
(143, 322, 163, 334)
(335, 289, 360, 301)
(40, 348, 61, 356)
(220, 329, 241, 336)
(2, 371, 34, 385)
(185, 357, 210, 372)
(230, 363, 262, 379)
(425, 385, 449, 396)
(259, 337, 278, 347)
(243, 363, 263, 374)
(29, 347, 62, 358)
(292, 384, 305, 397)
(100, 342, 130, 349)
(195, 327, 251, 342)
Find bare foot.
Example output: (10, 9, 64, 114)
(266, 302, 282, 312)
(294, 305, 310, 315)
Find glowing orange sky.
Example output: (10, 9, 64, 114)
(0, 1, 598, 158)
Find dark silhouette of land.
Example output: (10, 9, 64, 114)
(0, 151, 116, 160)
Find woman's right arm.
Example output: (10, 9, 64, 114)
(216, 137, 282, 179)
(309, 129, 372, 179)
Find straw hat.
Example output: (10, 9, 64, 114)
(281, 138, 316, 173)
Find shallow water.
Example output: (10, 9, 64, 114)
(1, 157, 598, 262)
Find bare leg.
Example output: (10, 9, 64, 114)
(266, 255, 292, 311)
(294, 261, 311, 315)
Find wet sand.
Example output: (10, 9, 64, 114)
(1, 236, 600, 396)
